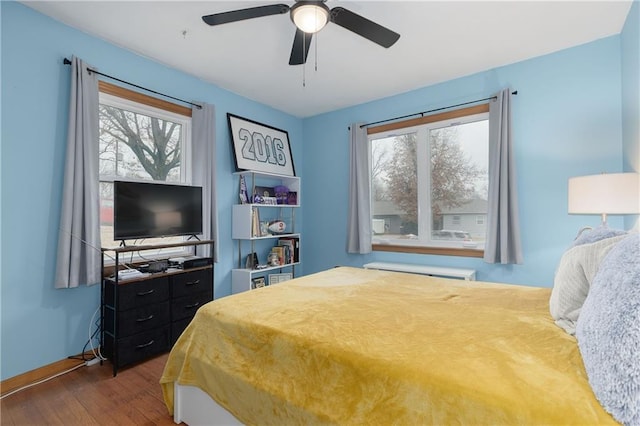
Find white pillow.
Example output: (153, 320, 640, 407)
(549, 235, 626, 335)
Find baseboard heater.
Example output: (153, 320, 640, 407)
(363, 262, 476, 281)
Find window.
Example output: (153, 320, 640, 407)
(98, 82, 192, 251)
(369, 104, 489, 255)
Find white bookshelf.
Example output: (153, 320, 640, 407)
(231, 171, 301, 294)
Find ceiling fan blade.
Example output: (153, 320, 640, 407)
(329, 7, 400, 48)
(289, 29, 313, 65)
(202, 4, 289, 26)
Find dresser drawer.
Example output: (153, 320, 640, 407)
(111, 327, 170, 367)
(171, 291, 212, 322)
(104, 300, 170, 337)
(105, 277, 170, 311)
(172, 269, 212, 298)
(171, 316, 194, 346)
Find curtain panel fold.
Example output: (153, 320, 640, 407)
(484, 88, 523, 264)
(346, 123, 372, 254)
(55, 56, 101, 288)
(191, 103, 219, 262)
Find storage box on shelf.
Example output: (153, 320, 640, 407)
(232, 171, 301, 294)
(101, 239, 214, 376)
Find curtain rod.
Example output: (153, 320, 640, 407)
(63, 58, 202, 109)
(359, 90, 518, 129)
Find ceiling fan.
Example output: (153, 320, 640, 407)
(202, 1, 400, 66)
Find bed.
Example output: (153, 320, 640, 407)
(159, 264, 629, 425)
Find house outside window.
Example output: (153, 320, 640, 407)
(369, 104, 489, 255)
(98, 82, 192, 252)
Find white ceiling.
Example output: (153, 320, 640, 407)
(23, 1, 632, 118)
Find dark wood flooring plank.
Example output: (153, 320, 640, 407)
(59, 370, 123, 425)
(0, 354, 177, 426)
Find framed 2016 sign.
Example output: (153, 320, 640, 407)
(227, 114, 296, 176)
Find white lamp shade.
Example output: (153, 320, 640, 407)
(568, 172, 640, 215)
(291, 3, 329, 33)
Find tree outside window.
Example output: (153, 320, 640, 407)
(98, 87, 191, 250)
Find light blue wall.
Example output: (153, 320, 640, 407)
(301, 36, 625, 287)
(621, 0, 640, 229)
(0, 1, 303, 380)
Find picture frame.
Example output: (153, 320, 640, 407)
(245, 252, 259, 269)
(251, 276, 266, 289)
(268, 273, 292, 285)
(228, 113, 296, 176)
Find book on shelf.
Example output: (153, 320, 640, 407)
(277, 236, 299, 263)
(270, 245, 285, 266)
(277, 240, 293, 264)
(251, 207, 261, 237)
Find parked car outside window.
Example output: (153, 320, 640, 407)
(432, 230, 473, 241)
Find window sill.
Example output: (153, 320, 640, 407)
(372, 244, 484, 258)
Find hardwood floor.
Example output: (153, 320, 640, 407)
(1, 353, 178, 425)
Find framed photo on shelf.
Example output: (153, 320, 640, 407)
(245, 252, 259, 269)
(228, 113, 296, 176)
(268, 273, 292, 285)
(251, 276, 266, 289)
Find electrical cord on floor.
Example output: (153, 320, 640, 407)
(0, 362, 88, 400)
(2, 307, 108, 400)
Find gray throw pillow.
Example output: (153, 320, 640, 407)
(576, 233, 640, 426)
(549, 235, 626, 335)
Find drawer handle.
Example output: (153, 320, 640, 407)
(136, 340, 155, 349)
(136, 314, 154, 322)
(185, 302, 200, 309)
(136, 289, 155, 296)
(186, 280, 200, 286)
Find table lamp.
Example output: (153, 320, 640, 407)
(568, 172, 640, 226)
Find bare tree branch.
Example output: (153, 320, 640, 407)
(99, 105, 182, 180)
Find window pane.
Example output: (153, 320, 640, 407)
(371, 132, 419, 240)
(98, 96, 190, 252)
(430, 120, 488, 246)
(99, 104, 183, 182)
(100, 182, 114, 246)
(369, 106, 489, 252)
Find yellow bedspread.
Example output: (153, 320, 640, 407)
(160, 267, 616, 425)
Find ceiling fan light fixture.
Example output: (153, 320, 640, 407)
(290, 2, 330, 34)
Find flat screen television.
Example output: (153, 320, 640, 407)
(114, 181, 203, 240)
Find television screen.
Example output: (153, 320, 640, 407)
(114, 181, 203, 240)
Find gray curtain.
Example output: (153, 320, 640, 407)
(484, 88, 523, 264)
(347, 123, 372, 254)
(191, 103, 219, 262)
(55, 56, 101, 288)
